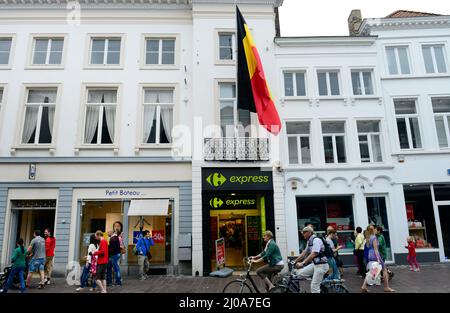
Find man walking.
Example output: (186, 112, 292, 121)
(93, 230, 109, 293)
(107, 230, 122, 287)
(44, 228, 56, 285)
(26, 230, 47, 289)
(136, 230, 154, 280)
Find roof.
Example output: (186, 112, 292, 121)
(385, 10, 442, 18)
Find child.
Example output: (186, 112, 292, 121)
(406, 236, 420, 272)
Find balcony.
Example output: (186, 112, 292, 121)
(204, 137, 270, 162)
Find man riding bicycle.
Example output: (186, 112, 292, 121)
(249, 230, 284, 292)
(293, 226, 330, 293)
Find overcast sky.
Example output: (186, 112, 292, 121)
(278, 0, 450, 36)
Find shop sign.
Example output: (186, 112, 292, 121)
(215, 237, 226, 267)
(209, 196, 257, 209)
(105, 189, 145, 197)
(202, 168, 273, 191)
(133, 230, 165, 244)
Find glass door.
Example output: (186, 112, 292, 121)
(438, 205, 450, 261)
(366, 196, 392, 261)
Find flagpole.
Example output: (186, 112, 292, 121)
(235, 1, 239, 138)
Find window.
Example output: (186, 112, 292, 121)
(142, 88, 174, 144)
(21, 88, 57, 144)
(89, 38, 121, 65)
(32, 38, 64, 65)
(431, 97, 450, 148)
(351, 70, 374, 95)
(0, 37, 12, 65)
(386, 46, 411, 75)
(357, 120, 383, 163)
(286, 121, 311, 164)
(322, 121, 346, 164)
(145, 38, 175, 65)
(219, 82, 250, 137)
(317, 71, 340, 96)
(84, 89, 117, 144)
(394, 99, 422, 149)
(422, 45, 447, 74)
(218, 33, 235, 61)
(284, 72, 306, 97)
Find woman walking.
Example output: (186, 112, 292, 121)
(1, 238, 27, 293)
(361, 225, 395, 293)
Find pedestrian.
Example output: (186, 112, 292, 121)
(406, 236, 420, 272)
(324, 227, 341, 281)
(0, 238, 26, 293)
(354, 227, 365, 278)
(135, 230, 154, 280)
(294, 226, 330, 293)
(249, 230, 284, 292)
(76, 234, 98, 292)
(361, 225, 395, 293)
(26, 230, 46, 289)
(93, 230, 109, 293)
(44, 228, 56, 285)
(106, 230, 122, 287)
(376, 226, 387, 262)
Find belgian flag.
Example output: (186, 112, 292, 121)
(236, 6, 281, 135)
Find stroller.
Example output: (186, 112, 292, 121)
(0, 262, 28, 290)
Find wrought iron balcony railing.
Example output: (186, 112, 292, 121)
(204, 137, 270, 161)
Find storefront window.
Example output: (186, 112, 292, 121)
(433, 184, 450, 201)
(404, 185, 438, 249)
(297, 196, 355, 254)
(366, 196, 392, 261)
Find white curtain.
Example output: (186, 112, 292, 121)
(28, 90, 56, 103)
(84, 106, 99, 144)
(160, 107, 173, 143)
(144, 89, 173, 104)
(104, 106, 116, 141)
(88, 90, 117, 104)
(22, 106, 39, 143)
(47, 106, 55, 137)
(143, 105, 156, 143)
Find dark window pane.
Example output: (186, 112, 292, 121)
(100, 109, 112, 144)
(397, 118, 410, 149)
(284, 72, 294, 96)
(296, 73, 306, 96)
(323, 136, 334, 163)
(38, 106, 52, 144)
(300, 137, 311, 164)
(288, 137, 298, 164)
(336, 136, 346, 163)
(329, 72, 340, 95)
(317, 72, 327, 96)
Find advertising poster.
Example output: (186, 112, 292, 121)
(215, 237, 225, 267)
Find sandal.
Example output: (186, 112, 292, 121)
(384, 288, 396, 293)
(361, 287, 370, 293)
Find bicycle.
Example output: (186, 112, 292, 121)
(222, 257, 280, 293)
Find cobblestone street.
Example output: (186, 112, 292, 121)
(13, 263, 450, 293)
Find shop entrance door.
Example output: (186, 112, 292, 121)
(438, 205, 450, 261)
(219, 214, 246, 269)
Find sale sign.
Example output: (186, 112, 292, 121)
(152, 230, 165, 243)
(215, 237, 226, 267)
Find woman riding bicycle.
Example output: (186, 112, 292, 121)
(249, 230, 284, 292)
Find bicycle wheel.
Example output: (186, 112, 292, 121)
(223, 280, 253, 293)
(268, 286, 287, 293)
(321, 283, 349, 293)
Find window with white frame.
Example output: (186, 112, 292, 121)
(286, 121, 311, 164)
(317, 71, 340, 96)
(145, 38, 175, 65)
(357, 120, 383, 163)
(284, 71, 306, 97)
(218, 33, 235, 61)
(89, 38, 121, 65)
(386, 46, 411, 75)
(432, 97, 450, 148)
(0, 38, 12, 65)
(21, 88, 57, 144)
(219, 82, 250, 137)
(84, 89, 117, 144)
(351, 70, 374, 95)
(322, 121, 346, 164)
(394, 99, 422, 149)
(422, 45, 447, 74)
(142, 88, 174, 144)
(32, 38, 64, 65)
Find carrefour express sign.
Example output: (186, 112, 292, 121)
(202, 168, 273, 191)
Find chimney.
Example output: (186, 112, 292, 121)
(274, 7, 281, 37)
(348, 9, 362, 36)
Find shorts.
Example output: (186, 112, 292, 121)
(96, 264, 107, 280)
(29, 258, 45, 272)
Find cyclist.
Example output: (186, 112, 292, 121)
(249, 230, 284, 292)
(293, 226, 329, 293)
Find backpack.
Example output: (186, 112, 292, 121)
(312, 236, 334, 259)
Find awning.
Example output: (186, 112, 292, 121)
(127, 199, 170, 216)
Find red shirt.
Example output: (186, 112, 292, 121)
(94, 238, 109, 265)
(407, 241, 416, 257)
(45, 237, 56, 257)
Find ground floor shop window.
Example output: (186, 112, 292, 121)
(296, 196, 355, 254)
(366, 196, 392, 261)
(404, 185, 438, 249)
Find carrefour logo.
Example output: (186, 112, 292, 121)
(206, 173, 227, 187)
(209, 197, 256, 208)
(209, 197, 224, 208)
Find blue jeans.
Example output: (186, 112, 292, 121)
(324, 257, 341, 281)
(106, 254, 122, 285)
(2, 266, 25, 293)
(80, 264, 96, 289)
